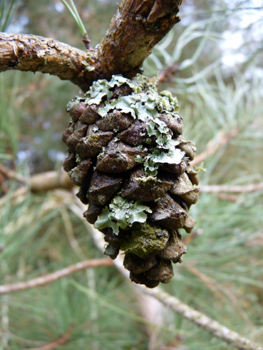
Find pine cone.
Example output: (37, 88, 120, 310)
(62, 75, 199, 288)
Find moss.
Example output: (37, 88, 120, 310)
(75, 154, 82, 163)
(120, 222, 169, 258)
(88, 134, 101, 143)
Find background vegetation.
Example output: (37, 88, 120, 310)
(0, 0, 263, 349)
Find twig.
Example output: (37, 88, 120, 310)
(25, 325, 74, 350)
(98, 0, 182, 78)
(0, 163, 26, 183)
(0, 170, 74, 211)
(141, 287, 263, 350)
(158, 64, 179, 84)
(82, 33, 92, 50)
(217, 193, 239, 202)
(200, 183, 263, 202)
(185, 263, 224, 299)
(0, 172, 8, 194)
(0, 168, 74, 200)
(201, 183, 263, 193)
(182, 228, 203, 244)
(191, 128, 239, 167)
(0, 165, 74, 192)
(0, 258, 113, 294)
(0, 168, 75, 209)
(29, 169, 74, 192)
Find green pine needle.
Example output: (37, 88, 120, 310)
(60, 0, 87, 36)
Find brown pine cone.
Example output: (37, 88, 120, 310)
(62, 75, 199, 288)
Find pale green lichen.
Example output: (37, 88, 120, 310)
(109, 75, 135, 88)
(94, 196, 152, 234)
(81, 60, 95, 72)
(84, 79, 113, 105)
(158, 90, 179, 112)
(136, 175, 161, 183)
(69, 75, 185, 177)
(120, 222, 169, 258)
(66, 97, 83, 112)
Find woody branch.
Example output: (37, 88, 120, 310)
(0, 0, 182, 91)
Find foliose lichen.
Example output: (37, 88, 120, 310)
(66, 74, 184, 177)
(94, 196, 152, 234)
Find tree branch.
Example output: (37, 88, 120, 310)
(0, 258, 113, 294)
(0, 0, 183, 91)
(0, 33, 99, 91)
(98, 0, 182, 79)
(142, 287, 263, 350)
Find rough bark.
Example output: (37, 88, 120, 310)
(0, 33, 100, 92)
(0, 0, 182, 91)
(97, 0, 182, 79)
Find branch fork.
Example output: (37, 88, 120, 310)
(0, 0, 183, 91)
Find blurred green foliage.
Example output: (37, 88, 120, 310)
(0, 0, 263, 349)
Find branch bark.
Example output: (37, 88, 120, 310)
(98, 0, 182, 79)
(0, 0, 183, 91)
(0, 33, 99, 92)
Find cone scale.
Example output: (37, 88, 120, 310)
(62, 75, 199, 288)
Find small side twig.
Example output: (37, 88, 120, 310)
(158, 63, 179, 84)
(217, 193, 239, 202)
(182, 229, 203, 244)
(0, 163, 26, 183)
(82, 33, 92, 50)
(0, 258, 113, 294)
(191, 128, 239, 167)
(25, 325, 74, 350)
(185, 263, 223, 299)
(201, 183, 263, 193)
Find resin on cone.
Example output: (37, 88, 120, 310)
(62, 75, 199, 288)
